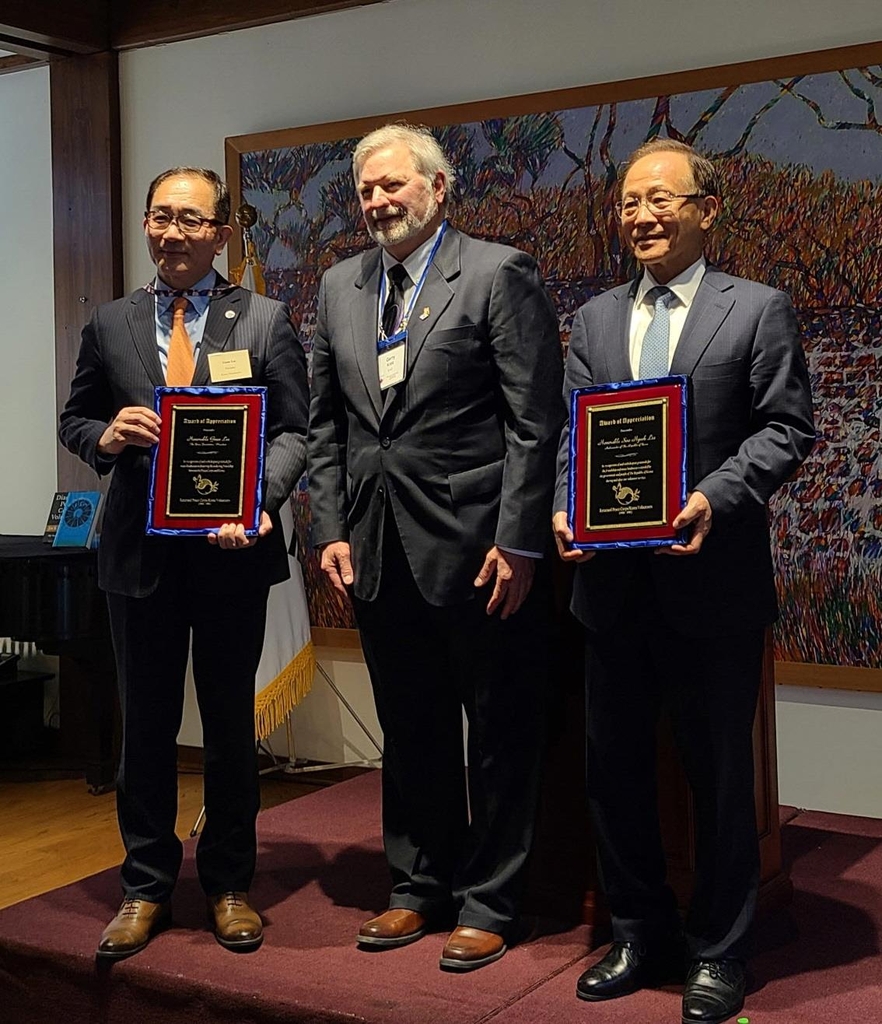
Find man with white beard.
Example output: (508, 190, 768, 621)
(308, 123, 563, 970)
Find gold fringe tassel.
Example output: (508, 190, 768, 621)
(254, 640, 316, 742)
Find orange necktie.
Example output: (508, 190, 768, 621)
(166, 296, 195, 386)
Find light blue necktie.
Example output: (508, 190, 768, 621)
(638, 285, 674, 380)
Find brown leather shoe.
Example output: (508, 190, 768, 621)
(208, 891, 263, 952)
(96, 897, 171, 960)
(440, 926, 507, 971)
(357, 909, 427, 949)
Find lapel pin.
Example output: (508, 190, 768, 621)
(225, 309, 236, 319)
(419, 306, 430, 321)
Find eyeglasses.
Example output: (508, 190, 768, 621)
(615, 191, 705, 222)
(145, 209, 223, 235)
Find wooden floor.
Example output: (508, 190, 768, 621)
(0, 770, 347, 912)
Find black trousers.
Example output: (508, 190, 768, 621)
(585, 568, 763, 961)
(106, 561, 268, 902)
(353, 527, 548, 937)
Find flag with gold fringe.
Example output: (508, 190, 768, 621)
(231, 203, 315, 741)
(253, 499, 315, 740)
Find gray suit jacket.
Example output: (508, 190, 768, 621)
(308, 226, 564, 605)
(59, 280, 309, 598)
(555, 266, 815, 637)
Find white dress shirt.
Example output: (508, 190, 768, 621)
(379, 224, 444, 333)
(628, 257, 706, 378)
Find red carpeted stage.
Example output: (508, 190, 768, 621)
(1, 771, 880, 1024)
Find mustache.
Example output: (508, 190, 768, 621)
(371, 206, 404, 223)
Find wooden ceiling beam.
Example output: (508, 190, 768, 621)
(1, 1, 384, 57)
(0, 2, 109, 56)
(0, 54, 46, 76)
(111, 0, 385, 50)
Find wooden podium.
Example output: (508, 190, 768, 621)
(523, 581, 790, 937)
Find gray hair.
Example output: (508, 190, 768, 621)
(352, 123, 455, 207)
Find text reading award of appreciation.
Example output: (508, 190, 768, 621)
(567, 376, 689, 550)
(147, 386, 266, 536)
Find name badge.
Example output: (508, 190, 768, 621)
(378, 330, 407, 390)
(208, 349, 252, 383)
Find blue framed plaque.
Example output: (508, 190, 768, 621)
(567, 375, 689, 550)
(147, 386, 267, 537)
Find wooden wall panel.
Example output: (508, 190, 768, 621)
(50, 51, 123, 491)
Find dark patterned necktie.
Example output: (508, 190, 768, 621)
(382, 263, 409, 337)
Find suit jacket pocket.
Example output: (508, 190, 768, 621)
(693, 354, 747, 381)
(448, 459, 504, 505)
(426, 324, 477, 347)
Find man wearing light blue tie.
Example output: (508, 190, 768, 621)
(553, 140, 814, 1024)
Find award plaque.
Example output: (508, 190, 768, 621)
(147, 386, 267, 536)
(568, 375, 689, 549)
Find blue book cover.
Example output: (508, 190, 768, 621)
(52, 491, 103, 549)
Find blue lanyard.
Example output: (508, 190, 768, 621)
(378, 220, 448, 340)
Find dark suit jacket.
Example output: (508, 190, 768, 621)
(555, 266, 815, 638)
(59, 280, 309, 598)
(308, 226, 564, 606)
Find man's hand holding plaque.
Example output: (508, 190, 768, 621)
(207, 510, 273, 550)
(659, 489, 712, 556)
(98, 406, 161, 455)
(552, 511, 595, 563)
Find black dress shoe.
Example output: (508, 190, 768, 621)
(682, 959, 746, 1024)
(576, 940, 684, 1001)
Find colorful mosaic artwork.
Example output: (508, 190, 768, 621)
(236, 65, 882, 667)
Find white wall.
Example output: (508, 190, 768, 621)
(0, 65, 56, 533)
(776, 685, 882, 818)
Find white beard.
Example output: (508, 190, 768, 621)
(366, 195, 439, 249)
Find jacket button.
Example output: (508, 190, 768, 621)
(377, 486, 385, 500)
(380, 436, 391, 449)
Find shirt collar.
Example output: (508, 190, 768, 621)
(380, 224, 444, 286)
(635, 256, 706, 309)
(154, 270, 218, 316)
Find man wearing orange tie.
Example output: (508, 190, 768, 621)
(59, 167, 308, 960)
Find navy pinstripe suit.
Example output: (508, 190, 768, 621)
(60, 278, 308, 899)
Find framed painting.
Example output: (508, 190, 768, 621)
(227, 40, 882, 686)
